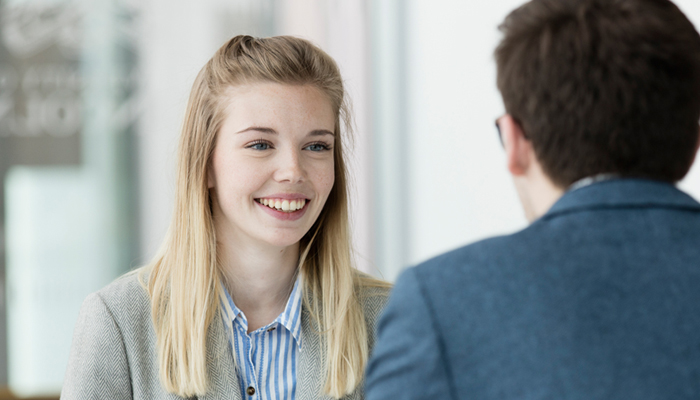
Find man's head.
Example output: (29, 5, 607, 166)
(496, 0, 700, 191)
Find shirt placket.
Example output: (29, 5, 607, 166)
(232, 315, 257, 399)
(224, 279, 301, 400)
(246, 329, 259, 398)
(243, 322, 277, 399)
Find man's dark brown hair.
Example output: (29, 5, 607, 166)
(495, 0, 700, 187)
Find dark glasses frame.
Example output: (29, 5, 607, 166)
(495, 115, 528, 147)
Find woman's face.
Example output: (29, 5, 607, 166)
(208, 82, 336, 250)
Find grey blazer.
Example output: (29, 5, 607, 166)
(61, 271, 389, 400)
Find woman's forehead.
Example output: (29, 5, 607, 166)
(218, 83, 336, 131)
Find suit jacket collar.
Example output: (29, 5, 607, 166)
(543, 178, 700, 221)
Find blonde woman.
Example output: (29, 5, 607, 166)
(62, 35, 390, 400)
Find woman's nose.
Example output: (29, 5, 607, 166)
(273, 149, 305, 183)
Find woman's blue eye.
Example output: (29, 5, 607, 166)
(247, 141, 271, 150)
(305, 143, 331, 152)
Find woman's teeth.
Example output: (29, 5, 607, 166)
(257, 198, 306, 212)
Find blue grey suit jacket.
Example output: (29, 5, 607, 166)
(365, 179, 700, 399)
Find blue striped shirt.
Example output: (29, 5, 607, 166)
(221, 278, 303, 400)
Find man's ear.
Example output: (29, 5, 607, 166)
(689, 125, 700, 171)
(688, 125, 700, 170)
(501, 114, 534, 177)
(695, 126, 700, 158)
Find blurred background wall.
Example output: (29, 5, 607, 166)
(1, 0, 699, 397)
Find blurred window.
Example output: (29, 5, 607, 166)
(0, 0, 139, 396)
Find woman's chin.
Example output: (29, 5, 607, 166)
(259, 234, 307, 250)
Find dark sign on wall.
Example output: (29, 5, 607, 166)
(0, 3, 83, 167)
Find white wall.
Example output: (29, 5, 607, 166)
(137, 0, 217, 263)
(402, 0, 527, 267)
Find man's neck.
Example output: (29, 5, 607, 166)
(515, 159, 565, 222)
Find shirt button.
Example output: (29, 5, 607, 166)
(267, 327, 276, 332)
(247, 386, 256, 396)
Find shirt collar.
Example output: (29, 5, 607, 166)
(221, 274, 304, 351)
(544, 177, 700, 220)
(567, 173, 620, 192)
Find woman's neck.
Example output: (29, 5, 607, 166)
(218, 238, 300, 333)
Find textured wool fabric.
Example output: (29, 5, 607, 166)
(61, 272, 389, 400)
(366, 179, 700, 400)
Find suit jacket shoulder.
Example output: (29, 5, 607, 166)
(367, 179, 700, 400)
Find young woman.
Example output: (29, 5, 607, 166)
(62, 35, 390, 400)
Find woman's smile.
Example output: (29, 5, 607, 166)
(254, 195, 310, 221)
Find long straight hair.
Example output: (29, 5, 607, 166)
(143, 35, 389, 398)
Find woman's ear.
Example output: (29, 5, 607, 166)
(501, 115, 534, 177)
(207, 165, 215, 189)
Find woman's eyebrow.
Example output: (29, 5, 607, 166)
(236, 126, 277, 134)
(309, 129, 334, 137)
(236, 127, 334, 136)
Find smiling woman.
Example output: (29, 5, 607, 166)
(61, 36, 391, 400)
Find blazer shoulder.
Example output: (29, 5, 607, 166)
(63, 271, 150, 400)
(354, 280, 391, 340)
(354, 272, 391, 317)
(88, 268, 152, 328)
(360, 285, 391, 318)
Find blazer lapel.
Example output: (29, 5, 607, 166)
(200, 314, 241, 400)
(297, 306, 334, 400)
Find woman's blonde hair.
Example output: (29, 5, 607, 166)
(144, 35, 388, 398)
